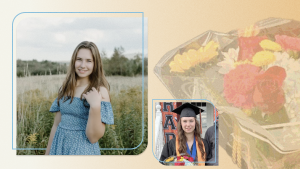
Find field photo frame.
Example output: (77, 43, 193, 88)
(12, 12, 148, 155)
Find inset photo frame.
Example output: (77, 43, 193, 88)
(152, 100, 218, 166)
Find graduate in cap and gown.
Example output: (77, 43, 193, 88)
(159, 103, 210, 166)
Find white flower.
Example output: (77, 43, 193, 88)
(217, 47, 239, 74)
(268, 52, 300, 119)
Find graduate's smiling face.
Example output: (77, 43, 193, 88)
(75, 48, 94, 79)
(181, 117, 196, 134)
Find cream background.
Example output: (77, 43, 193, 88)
(1, 0, 300, 168)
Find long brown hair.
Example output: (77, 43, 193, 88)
(57, 41, 110, 105)
(177, 118, 206, 160)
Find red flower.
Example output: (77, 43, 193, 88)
(275, 35, 300, 51)
(224, 64, 287, 114)
(188, 157, 194, 162)
(177, 156, 181, 160)
(224, 64, 260, 109)
(175, 161, 185, 166)
(238, 36, 267, 61)
(183, 156, 189, 160)
(174, 162, 180, 166)
(253, 66, 286, 114)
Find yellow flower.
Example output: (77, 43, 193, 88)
(174, 54, 181, 63)
(169, 41, 219, 72)
(165, 157, 174, 162)
(169, 61, 184, 72)
(170, 54, 184, 72)
(178, 54, 192, 70)
(259, 39, 282, 51)
(195, 47, 204, 62)
(187, 49, 198, 66)
(233, 59, 252, 67)
(252, 51, 276, 67)
(197, 41, 219, 63)
(27, 133, 38, 145)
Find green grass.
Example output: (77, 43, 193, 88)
(99, 86, 148, 155)
(16, 75, 147, 155)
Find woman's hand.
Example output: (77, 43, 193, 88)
(83, 87, 102, 108)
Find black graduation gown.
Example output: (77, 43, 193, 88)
(159, 137, 210, 163)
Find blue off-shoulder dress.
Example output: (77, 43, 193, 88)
(49, 97, 114, 155)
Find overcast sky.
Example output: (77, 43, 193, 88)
(16, 17, 148, 61)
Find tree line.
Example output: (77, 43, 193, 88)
(17, 47, 148, 77)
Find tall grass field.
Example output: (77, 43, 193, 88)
(16, 74, 148, 155)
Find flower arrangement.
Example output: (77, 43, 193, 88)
(217, 23, 300, 123)
(174, 155, 194, 166)
(164, 154, 195, 166)
(155, 17, 300, 168)
(155, 18, 300, 124)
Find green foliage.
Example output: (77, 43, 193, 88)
(17, 47, 148, 77)
(17, 59, 68, 77)
(103, 47, 147, 76)
(99, 86, 148, 155)
(17, 89, 55, 155)
(16, 86, 147, 155)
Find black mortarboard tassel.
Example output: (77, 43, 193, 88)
(172, 103, 204, 118)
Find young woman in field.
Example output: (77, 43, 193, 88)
(159, 103, 209, 166)
(45, 41, 113, 155)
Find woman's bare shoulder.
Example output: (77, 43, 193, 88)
(99, 86, 110, 102)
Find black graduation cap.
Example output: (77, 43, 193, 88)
(172, 103, 204, 118)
